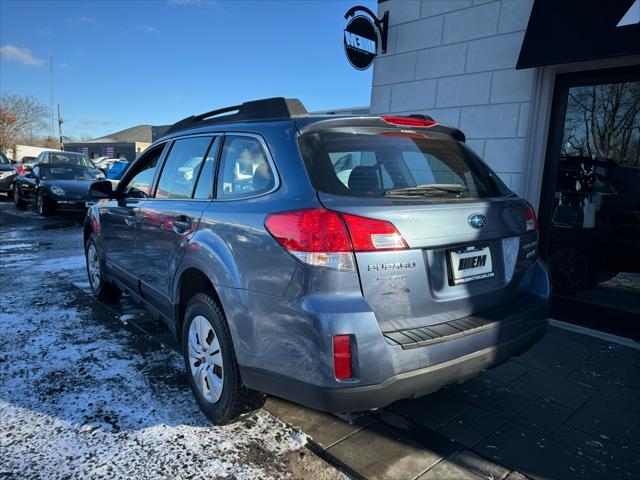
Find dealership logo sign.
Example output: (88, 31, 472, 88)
(343, 5, 388, 70)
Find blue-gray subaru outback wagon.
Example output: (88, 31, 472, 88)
(84, 98, 549, 424)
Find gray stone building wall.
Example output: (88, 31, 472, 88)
(370, 0, 535, 195)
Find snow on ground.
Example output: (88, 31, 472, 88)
(0, 232, 322, 479)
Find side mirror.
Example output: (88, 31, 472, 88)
(90, 180, 118, 199)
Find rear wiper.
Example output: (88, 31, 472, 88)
(384, 184, 469, 197)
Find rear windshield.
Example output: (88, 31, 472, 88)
(298, 130, 510, 199)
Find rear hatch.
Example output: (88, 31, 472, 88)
(298, 119, 538, 333)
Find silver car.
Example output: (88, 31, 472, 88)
(84, 98, 549, 424)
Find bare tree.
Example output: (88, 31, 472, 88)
(0, 106, 19, 152)
(562, 82, 640, 167)
(0, 93, 49, 152)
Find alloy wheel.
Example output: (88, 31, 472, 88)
(188, 315, 224, 403)
(86, 243, 101, 291)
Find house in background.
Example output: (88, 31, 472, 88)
(65, 124, 169, 161)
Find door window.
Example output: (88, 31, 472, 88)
(121, 144, 165, 198)
(155, 137, 212, 199)
(193, 138, 220, 199)
(216, 136, 275, 199)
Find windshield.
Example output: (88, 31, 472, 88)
(42, 153, 95, 168)
(298, 129, 511, 199)
(40, 166, 102, 180)
(0, 152, 9, 164)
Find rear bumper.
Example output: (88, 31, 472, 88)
(242, 293, 548, 412)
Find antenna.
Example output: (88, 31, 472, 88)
(49, 45, 54, 139)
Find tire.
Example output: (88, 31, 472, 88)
(85, 236, 122, 303)
(13, 186, 26, 210)
(37, 191, 53, 217)
(182, 293, 264, 425)
(547, 247, 595, 294)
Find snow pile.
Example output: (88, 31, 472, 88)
(0, 238, 308, 479)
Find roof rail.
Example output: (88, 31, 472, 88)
(164, 97, 308, 135)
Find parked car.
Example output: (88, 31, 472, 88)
(19, 156, 38, 168)
(92, 156, 120, 172)
(14, 151, 105, 216)
(0, 151, 18, 194)
(84, 97, 550, 424)
(105, 159, 132, 180)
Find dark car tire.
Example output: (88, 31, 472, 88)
(13, 186, 27, 210)
(85, 236, 122, 303)
(547, 246, 596, 294)
(182, 293, 264, 425)
(37, 191, 54, 217)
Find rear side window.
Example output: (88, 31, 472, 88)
(216, 136, 275, 199)
(299, 130, 510, 199)
(155, 137, 212, 199)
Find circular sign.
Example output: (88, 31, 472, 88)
(344, 15, 378, 70)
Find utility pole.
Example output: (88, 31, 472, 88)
(57, 104, 64, 150)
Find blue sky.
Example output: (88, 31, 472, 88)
(0, 0, 375, 139)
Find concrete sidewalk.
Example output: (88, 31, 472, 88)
(265, 326, 640, 480)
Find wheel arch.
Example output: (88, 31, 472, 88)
(174, 267, 224, 340)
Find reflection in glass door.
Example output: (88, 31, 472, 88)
(541, 67, 640, 339)
(548, 80, 640, 292)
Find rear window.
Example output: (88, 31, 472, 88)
(298, 130, 510, 199)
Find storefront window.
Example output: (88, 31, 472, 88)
(548, 79, 640, 293)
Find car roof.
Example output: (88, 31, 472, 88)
(158, 97, 466, 143)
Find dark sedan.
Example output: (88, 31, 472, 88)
(13, 162, 105, 216)
(0, 151, 18, 194)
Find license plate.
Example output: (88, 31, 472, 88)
(449, 245, 494, 285)
(85, 201, 95, 207)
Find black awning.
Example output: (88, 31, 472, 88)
(516, 0, 640, 69)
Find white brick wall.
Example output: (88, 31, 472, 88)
(370, 0, 535, 195)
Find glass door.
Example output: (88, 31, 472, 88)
(540, 66, 640, 339)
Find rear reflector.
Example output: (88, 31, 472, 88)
(381, 116, 437, 128)
(342, 213, 408, 252)
(333, 335, 352, 379)
(524, 205, 537, 231)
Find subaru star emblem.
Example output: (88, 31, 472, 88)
(468, 214, 488, 229)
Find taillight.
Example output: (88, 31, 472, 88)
(265, 209, 354, 270)
(264, 208, 408, 270)
(342, 213, 408, 252)
(525, 204, 537, 231)
(381, 116, 437, 128)
(16, 165, 25, 174)
(333, 335, 352, 379)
